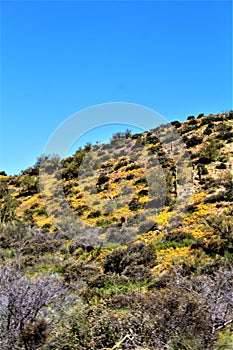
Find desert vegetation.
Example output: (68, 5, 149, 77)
(0, 111, 232, 349)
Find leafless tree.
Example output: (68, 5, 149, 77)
(174, 263, 233, 348)
(0, 263, 66, 349)
(195, 266, 233, 335)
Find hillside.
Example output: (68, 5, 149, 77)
(0, 111, 233, 349)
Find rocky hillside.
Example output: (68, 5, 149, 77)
(0, 111, 232, 349)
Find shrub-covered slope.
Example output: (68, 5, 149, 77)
(0, 111, 232, 349)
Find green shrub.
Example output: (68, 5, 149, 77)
(164, 231, 194, 243)
(134, 178, 147, 186)
(114, 160, 128, 171)
(198, 140, 221, 164)
(192, 215, 233, 256)
(184, 135, 203, 148)
(128, 198, 144, 211)
(97, 174, 109, 185)
(171, 121, 181, 128)
(216, 162, 227, 169)
(203, 122, 215, 135)
(87, 210, 101, 218)
(63, 261, 100, 283)
(137, 188, 148, 197)
(103, 242, 156, 275)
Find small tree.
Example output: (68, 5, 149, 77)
(0, 180, 18, 223)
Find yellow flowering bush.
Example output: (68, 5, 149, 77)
(155, 246, 191, 272)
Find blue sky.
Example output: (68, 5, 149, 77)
(1, 1, 232, 175)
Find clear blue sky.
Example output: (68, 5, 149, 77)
(1, 1, 232, 175)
